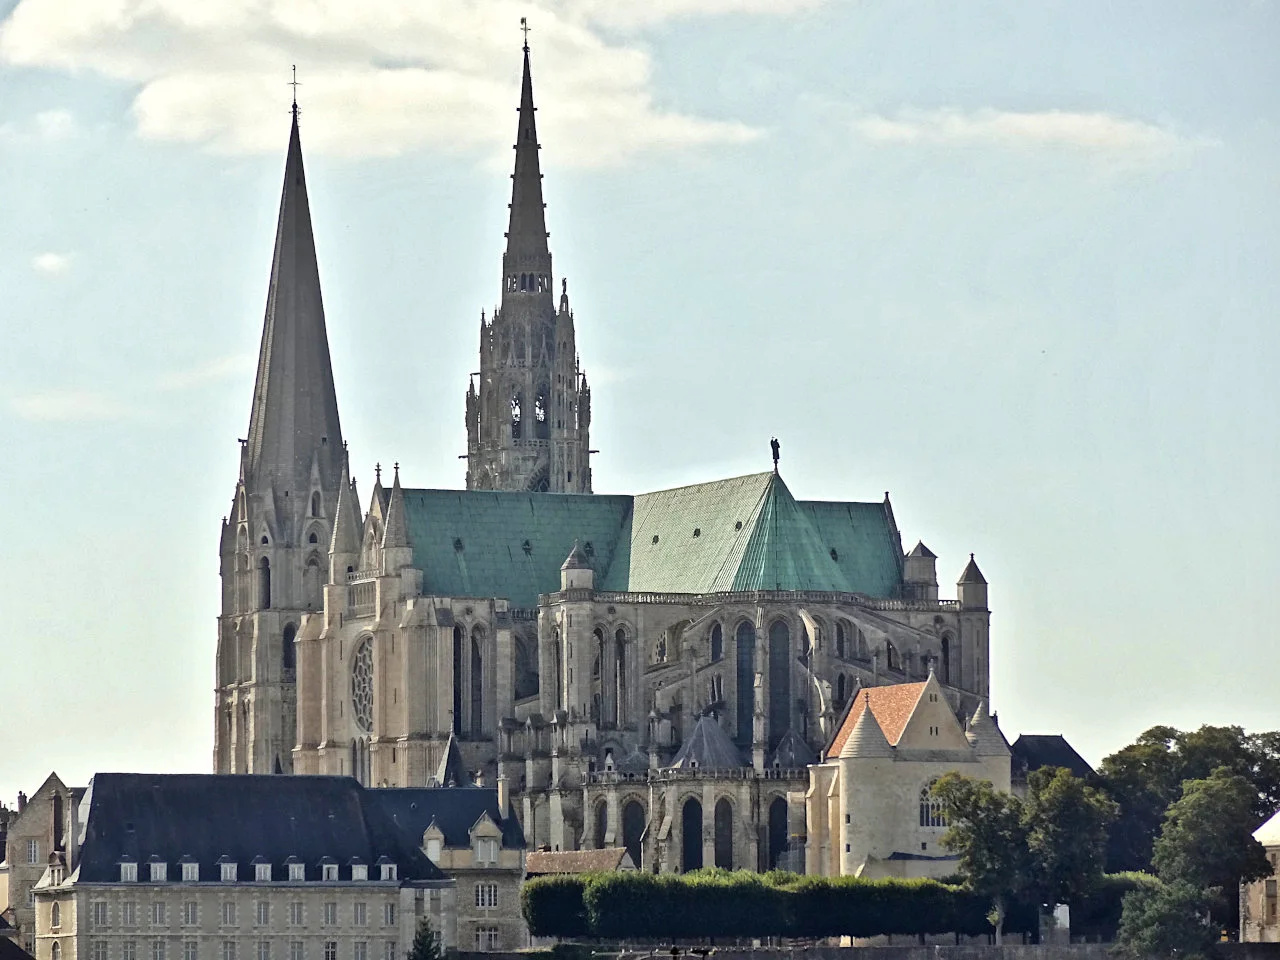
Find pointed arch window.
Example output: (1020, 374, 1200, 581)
(835, 621, 846, 659)
(258, 557, 272, 610)
(470, 625, 485, 738)
(510, 394, 523, 440)
(310, 492, 321, 518)
(452, 626, 464, 735)
(920, 781, 947, 827)
(282, 623, 297, 673)
(940, 636, 952, 683)
(885, 641, 900, 672)
(534, 388, 549, 440)
(709, 623, 723, 662)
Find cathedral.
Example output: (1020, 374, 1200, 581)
(214, 42, 998, 876)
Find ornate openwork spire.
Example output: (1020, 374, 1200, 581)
(503, 37, 551, 279)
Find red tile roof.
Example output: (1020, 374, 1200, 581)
(828, 682, 928, 756)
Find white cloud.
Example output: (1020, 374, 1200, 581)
(157, 354, 255, 390)
(32, 252, 71, 273)
(0, 0, 776, 166)
(850, 107, 1208, 159)
(0, 107, 78, 142)
(9, 390, 132, 422)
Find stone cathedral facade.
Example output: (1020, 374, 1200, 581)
(214, 45, 1001, 876)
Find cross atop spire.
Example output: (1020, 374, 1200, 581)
(520, 16, 530, 53)
(290, 65, 300, 113)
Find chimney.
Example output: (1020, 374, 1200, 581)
(17, 791, 27, 813)
(496, 775, 510, 820)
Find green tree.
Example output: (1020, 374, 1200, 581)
(405, 917, 442, 960)
(1115, 880, 1216, 960)
(1152, 766, 1271, 936)
(1023, 766, 1119, 905)
(931, 772, 1031, 942)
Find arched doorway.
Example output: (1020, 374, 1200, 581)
(713, 799, 733, 869)
(622, 800, 645, 869)
(767, 797, 788, 869)
(681, 798, 703, 872)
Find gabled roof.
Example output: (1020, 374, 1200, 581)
(369, 788, 524, 851)
(525, 848, 634, 876)
(398, 473, 904, 608)
(827, 682, 929, 755)
(1010, 734, 1092, 779)
(769, 728, 818, 769)
(75, 774, 444, 884)
(667, 715, 746, 770)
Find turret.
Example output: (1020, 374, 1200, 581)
(903, 541, 938, 601)
(957, 553, 988, 611)
(560, 540, 593, 591)
(380, 464, 413, 573)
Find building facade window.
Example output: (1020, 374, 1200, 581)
(323, 943, 337, 960)
(51, 943, 61, 960)
(351, 865, 368, 882)
(255, 863, 271, 882)
(255, 901, 269, 925)
(379, 864, 396, 882)
(289, 943, 303, 960)
(222, 942, 236, 960)
(92, 941, 108, 960)
(122, 903, 138, 927)
(289, 903, 303, 926)
(221, 862, 237, 882)
(121, 862, 138, 882)
(151, 903, 166, 926)
(353, 943, 367, 960)
(919, 782, 947, 828)
(182, 903, 198, 926)
(474, 883, 499, 908)
(474, 928, 499, 951)
(322, 864, 338, 882)
(91, 902, 109, 928)
(474, 838, 498, 865)
(152, 940, 165, 960)
(51, 903, 61, 930)
(382, 903, 396, 926)
(353, 902, 367, 926)
(184, 943, 198, 960)
(322, 903, 337, 926)
(382, 944, 396, 960)
(220, 903, 236, 926)
(257, 942, 270, 960)
(150, 862, 167, 883)
(182, 863, 199, 882)
(27, 839, 40, 864)
(123, 942, 137, 960)
(288, 863, 305, 881)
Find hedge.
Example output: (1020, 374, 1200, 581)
(523, 870, 1002, 940)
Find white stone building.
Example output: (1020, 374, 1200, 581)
(211, 38, 1003, 876)
(1242, 809, 1280, 942)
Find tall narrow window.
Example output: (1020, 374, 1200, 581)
(282, 623, 297, 673)
(510, 394, 523, 440)
(734, 622, 756, 748)
(885, 641, 900, 672)
(535, 389, 549, 440)
(622, 800, 645, 871)
(258, 557, 271, 610)
(835, 621, 846, 659)
(615, 627, 627, 725)
(452, 626, 464, 734)
(767, 797, 789, 870)
(681, 798, 703, 873)
(470, 626, 484, 739)
(709, 623, 723, 662)
(940, 636, 951, 683)
(310, 492, 321, 518)
(768, 620, 792, 749)
(713, 799, 734, 869)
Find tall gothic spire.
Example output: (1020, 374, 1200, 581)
(244, 107, 343, 486)
(504, 44, 550, 276)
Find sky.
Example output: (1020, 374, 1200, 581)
(1, 0, 1277, 804)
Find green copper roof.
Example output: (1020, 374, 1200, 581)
(400, 473, 903, 607)
(402, 489, 631, 609)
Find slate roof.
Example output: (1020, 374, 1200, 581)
(430, 733, 473, 788)
(828, 682, 929, 755)
(369, 789, 524, 851)
(399, 472, 903, 608)
(768, 728, 818, 769)
(75, 774, 444, 883)
(0, 938, 34, 960)
(525, 848, 634, 876)
(958, 554, 987, 584)
(1010, 735, 1093, 780)
(668, 715, 746, 770)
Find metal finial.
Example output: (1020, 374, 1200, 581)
(289, 65, 301, 114)
(375, 462, 382, 483)
(520, 17, 530, 52)
(393, 462, 400, 480)
(770, 436, 780, 473)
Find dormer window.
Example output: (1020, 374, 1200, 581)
(425, 839, 442, 863)
(379, 863, 397, 882)
(255, 863, 271, 882)
(474, 839, 498, 866)
(120, 861, 138, 882)
(182, 862, 199, 882)
(287, 861, 304, 882)
(150, 861, 167, 883)
(220, 861, 237, 882)
(351, 864, 367, 882)
(321, 862, 338, 882)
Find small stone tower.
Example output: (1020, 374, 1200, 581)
(215, 105, 345, 775)
(902, 541, 939, 601)
(465, 40, 593, 494)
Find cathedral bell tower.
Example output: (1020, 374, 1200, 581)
(215, 103, 345, 775)
(466, 39, 593, 493)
